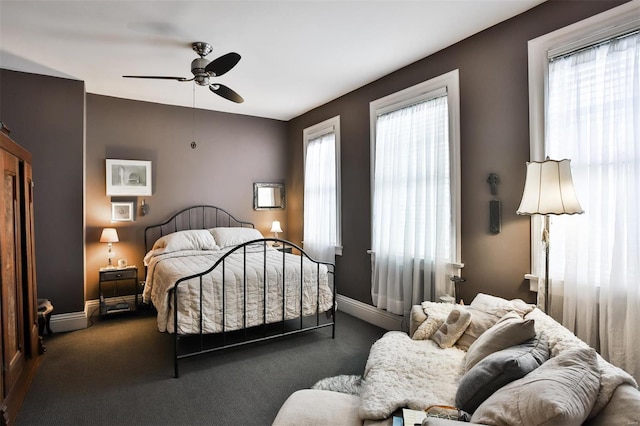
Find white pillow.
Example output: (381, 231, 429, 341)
(152, 229, 219, 252)
(210, 227, 264, 248)
(412, 301, 456, 341)
(430, 307, 472, 348)
(470, 293, 535, 317)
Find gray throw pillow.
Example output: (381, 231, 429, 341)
(464, 312, 536, 371)
(456, 333, 549, 414)
(471, 347, 601, 426)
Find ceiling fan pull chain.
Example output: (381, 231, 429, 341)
(191, 82, 197, 149)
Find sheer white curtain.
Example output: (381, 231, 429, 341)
(371, 96, 451, 316)
(546, 31, 640, 378)
(303, 132, 337, 263)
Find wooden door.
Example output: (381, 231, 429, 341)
(0, 149, 26, 398)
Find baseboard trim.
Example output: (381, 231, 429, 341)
(49, 295, 138, 333)
(49, 311, 87, 333)
(50, 294, 400, 333)
(336, 294, 402, 331)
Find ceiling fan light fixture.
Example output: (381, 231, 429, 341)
(194, 75, 209, 86)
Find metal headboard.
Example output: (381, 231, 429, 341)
(144, 205, 254, 252)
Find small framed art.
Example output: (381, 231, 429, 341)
(106, 159, 152, 196)
(111, 202, 134, 222)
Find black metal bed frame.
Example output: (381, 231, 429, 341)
(144, 205, 336, 378)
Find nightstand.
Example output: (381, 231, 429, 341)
(99, 266, 138, 315)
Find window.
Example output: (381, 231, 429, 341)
(303, 116, 341, 262)
(369, 70, 461, 316)
(528, 1, 639, 378)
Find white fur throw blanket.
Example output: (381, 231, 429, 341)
(358, 331, 466, 420)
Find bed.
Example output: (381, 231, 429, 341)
(143, 205, 336, 377)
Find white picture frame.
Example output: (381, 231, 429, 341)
(106, 159, 152, 196)
(111, 202, 134, 222)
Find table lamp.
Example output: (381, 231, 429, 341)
(270, 221, 283, 247)
(100, 227, 119, 268)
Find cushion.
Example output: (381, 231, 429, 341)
(272, 389, 362, 426)
(430, 307, 472, 348)
(586, 384, 640, 425)
(409, 305, 428, 338)
(412, 301, 456, 341)
(209, 227, 264, 248)
(455, 307, 502, 351)
(470, 293, 535, 317)
(152, 229, 218, 251)
(413, 317, 444, 341)
(455, 333, 549, 414)
(471, 347, 601, 426)
(143, 229, 220, 266)
(465, 312, 536, 371)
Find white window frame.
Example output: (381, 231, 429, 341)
(526, 0, 640, 287)
(303, 115, 342, 255)
(369, 69, 463, 274)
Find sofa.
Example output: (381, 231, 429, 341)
(273, 293, 640, 426)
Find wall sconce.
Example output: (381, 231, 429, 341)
(99, 228, 119, 269)
(270, 220, 283, 246)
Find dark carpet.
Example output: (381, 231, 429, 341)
(16, 310, 385, 426)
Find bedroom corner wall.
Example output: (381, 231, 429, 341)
(0, 69, 85, 314)
(84, 94, 288, 302)
(286, 0, 628, 307)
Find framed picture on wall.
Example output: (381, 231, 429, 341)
(106, 159, 152, 196)
(111, 202, 134, 222)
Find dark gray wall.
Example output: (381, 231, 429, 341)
(286, 0, 627, 306)
(0, 69, 85, 313)
(85, 94, 288, 301)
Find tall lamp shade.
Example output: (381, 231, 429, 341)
(517, 158, 583, 313)
(100, 228, 119, 268)
(517, 159, 583, 215)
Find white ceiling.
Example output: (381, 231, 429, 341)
(0, 0, 545, 121)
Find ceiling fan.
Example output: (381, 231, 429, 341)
(123, 42, 244, 103)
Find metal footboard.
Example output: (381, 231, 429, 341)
(170, 238, 336, 378)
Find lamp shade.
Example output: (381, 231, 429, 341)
(517, 159, 584, 215)
(270, 221, 283, 233)
(100, 227, 119, 243)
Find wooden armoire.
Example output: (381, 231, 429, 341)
(0, 131, 40, 425)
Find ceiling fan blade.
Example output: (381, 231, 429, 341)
(210, 84, 244, 103)
(204, 52, 241, 77)
(122, 75, 192, 81)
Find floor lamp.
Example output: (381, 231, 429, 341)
(517, 158, 583, 313)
